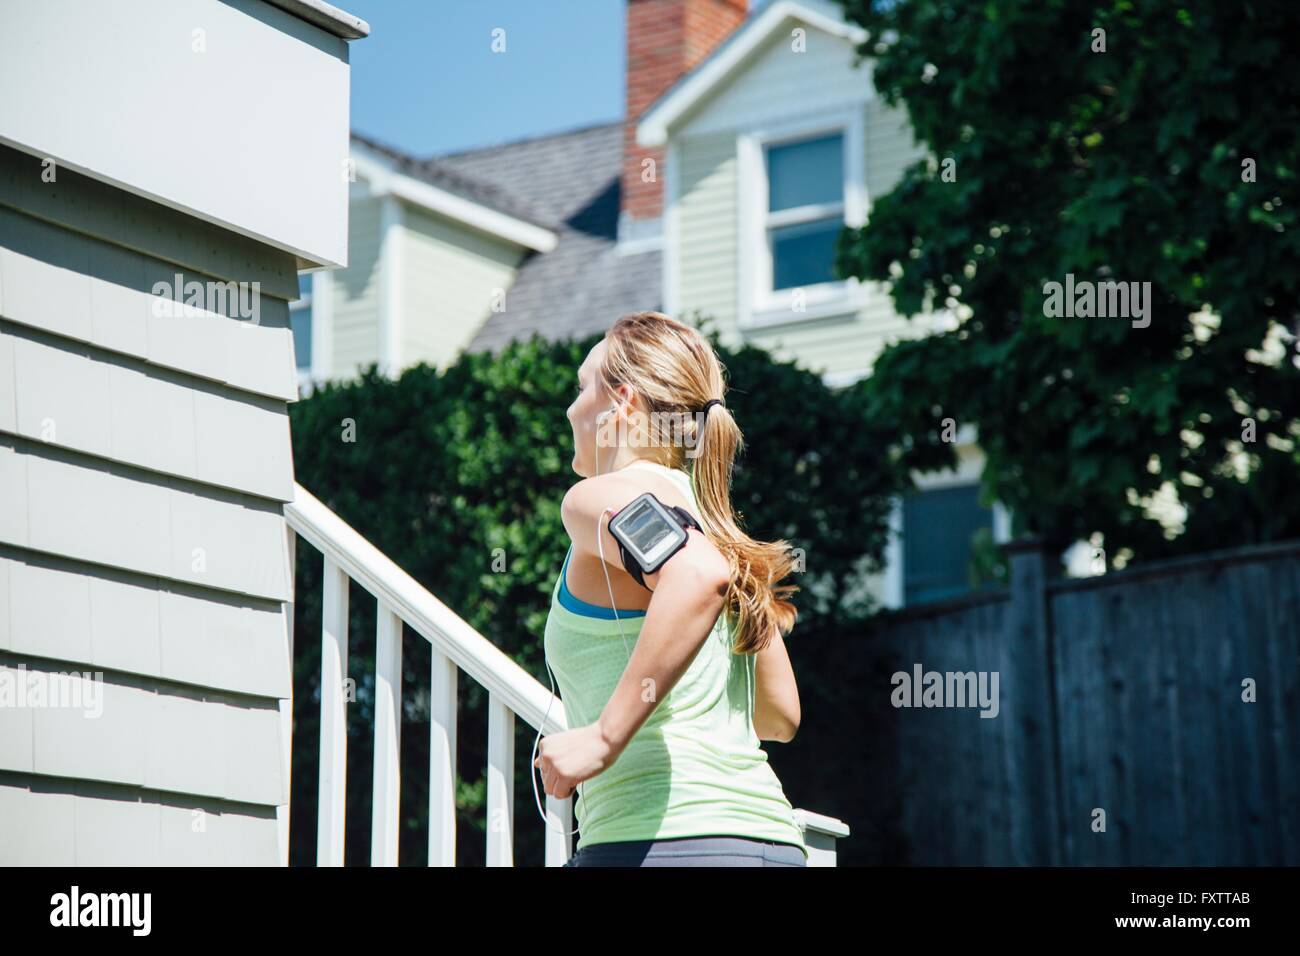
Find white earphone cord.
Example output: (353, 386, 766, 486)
(531, 405, 633, 836)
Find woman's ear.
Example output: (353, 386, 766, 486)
(609, 384, 634, 417)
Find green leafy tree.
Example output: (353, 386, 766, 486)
(835, 0, 1300, 566)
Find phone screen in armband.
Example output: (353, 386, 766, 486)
(609, 493, 690, 573)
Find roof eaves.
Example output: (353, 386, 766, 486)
(352, 129, 557, 228)
(263, 0, 370, 39)
(351, 133, 559, 252)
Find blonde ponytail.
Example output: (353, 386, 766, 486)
(600, 311, 800, 653)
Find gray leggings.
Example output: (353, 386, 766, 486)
(563, 834, 807, 867)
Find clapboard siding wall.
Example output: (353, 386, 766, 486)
(860, 539, 1300, 866)
(0, 144, 296, 864)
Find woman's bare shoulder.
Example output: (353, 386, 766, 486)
(560, 466, 693, 549)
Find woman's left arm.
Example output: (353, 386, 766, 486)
(752, 630, 801, 743)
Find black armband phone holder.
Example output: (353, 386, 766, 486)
(607, 492, 703, 591)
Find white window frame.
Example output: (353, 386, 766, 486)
(737, 104, 868, 330)
(291, 270, 331, 395)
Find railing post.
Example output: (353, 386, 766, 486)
(793, 809, 850, 866)
(544, 795, 573, 866)
(372, 604, 403, 866)
(486, 693, 515, 866)
(1001, 536, 1063, 865)
(428, 648, 458, 866)
(318, 555, 349, 866)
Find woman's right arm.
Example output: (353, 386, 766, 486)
(560, 473, 732, 758)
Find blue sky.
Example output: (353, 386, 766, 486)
(339, 0, 772, 158)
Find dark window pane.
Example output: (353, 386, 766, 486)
(296, 273, 312, 301)
(290, 306, 312, 371)
(771, 218, 842, 290)
(767, 133, 843, 212)
(902, 484, 993, 606)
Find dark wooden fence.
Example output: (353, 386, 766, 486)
(857, 538, 1300, 865)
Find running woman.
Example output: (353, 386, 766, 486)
(535, 311, 808, 867)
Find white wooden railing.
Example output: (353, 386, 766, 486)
(281, 482, 848, 866)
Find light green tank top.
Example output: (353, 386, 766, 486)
(543, 459, 808, 859)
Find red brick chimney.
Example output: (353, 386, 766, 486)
(621, 0, 748, 243)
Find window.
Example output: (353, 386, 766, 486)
(901, 484, 994, 606)
(290, 272, 313, 379)
(766, 133, 844, 290)
(737, 107, 867, 329)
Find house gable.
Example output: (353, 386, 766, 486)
(637, 0, 869, 146)
(671, 14, 873, 140)
(643, 0, 934, 383)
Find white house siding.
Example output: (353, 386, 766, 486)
(672, 23, 935, 381)
(328, 193, 384, 378)
(676, 130, 740, 333)
(0, 145, 295, 864)
(399, 206, 526, 371)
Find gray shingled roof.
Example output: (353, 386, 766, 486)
(432, 121, 662, 354)
(352, 131, 558, 231)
